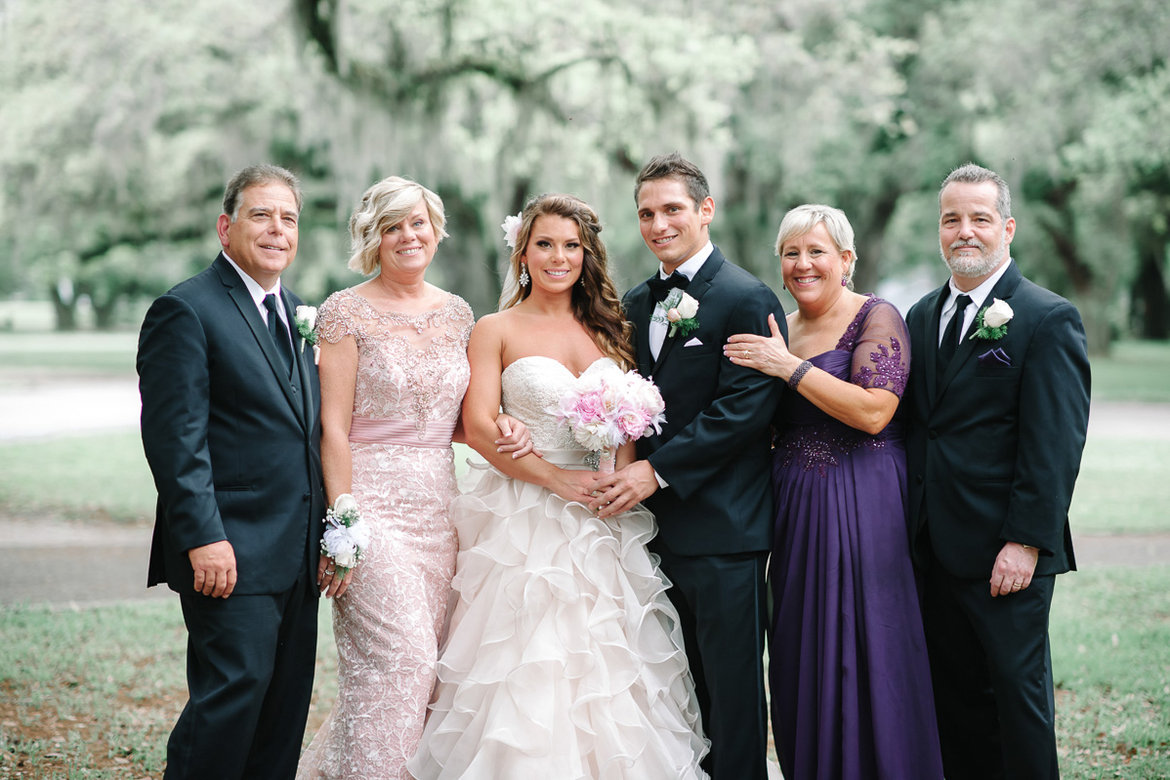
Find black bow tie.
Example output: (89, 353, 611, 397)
(647, 271, 691, 303)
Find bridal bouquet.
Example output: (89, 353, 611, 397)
(556, 362, 666, 473)
(320, 493, 370, 576)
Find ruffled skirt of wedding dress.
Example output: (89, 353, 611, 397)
(407, 457, 709, 779)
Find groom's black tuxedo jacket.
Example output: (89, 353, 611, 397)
(139, 253, 325, 595)
(905, 260, 1090, 579)
(624, 247, 785, 556)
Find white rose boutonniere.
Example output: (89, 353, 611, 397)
(295, 305, 319, 355)
(664, 290, 700, 338)
(969, 298, 1013, 341)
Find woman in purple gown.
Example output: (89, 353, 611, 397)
(725, 204, 943, 779)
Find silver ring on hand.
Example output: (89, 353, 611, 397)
(325, 569, 335, 576)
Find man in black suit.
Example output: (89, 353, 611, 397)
(138, 164, 326, 779)
(905, 163, 1091, 779)
(592, 152, 784, 778)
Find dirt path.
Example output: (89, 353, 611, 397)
(1, 515, 1167, 608)
(2, 396, 1168, 608)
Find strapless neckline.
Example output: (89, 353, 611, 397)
(502, 354, 614, 380)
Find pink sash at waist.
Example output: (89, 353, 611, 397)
(348, 416, 455, 449)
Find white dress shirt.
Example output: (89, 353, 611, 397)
(938, 259, 1013, 347)
(223, 253, 291, 336)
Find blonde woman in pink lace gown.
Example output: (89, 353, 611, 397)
(297, 177, 529, 780)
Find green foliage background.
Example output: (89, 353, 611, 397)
(2, 0, 1168, 350)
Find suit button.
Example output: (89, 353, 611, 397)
(915, 475, 924, 484)
(928, 430, 938, 440)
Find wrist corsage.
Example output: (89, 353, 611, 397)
(664, 290, 700, 338)
(320, 493, 370, 576)
(968, 298, 1013, 342)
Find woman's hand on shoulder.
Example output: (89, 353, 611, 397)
(725, 313, 801, 380)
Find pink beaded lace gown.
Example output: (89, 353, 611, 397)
(297, 288, 472, 780)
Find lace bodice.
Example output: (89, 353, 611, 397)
(316, 288, 473, 433)
(501, 355, 616, 452)
(775, 296, 910, 475)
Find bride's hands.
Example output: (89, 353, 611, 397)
(724, 313, 800, 380)
(545, 469, 597, 504)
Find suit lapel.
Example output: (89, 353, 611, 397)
(923, 285, 948, 401)
(214, 256, 305, 425)
(282, 288, 315, 429)
(626, 285, 656, 376)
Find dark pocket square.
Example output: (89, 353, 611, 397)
(977, 347, 1011, 367)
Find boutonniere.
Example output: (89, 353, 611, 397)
(969, 298, 1013, 341)
(295, 305, 319, 362)
(664, 290, 700, 338)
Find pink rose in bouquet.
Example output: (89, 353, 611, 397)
(556, 361, 666, 473)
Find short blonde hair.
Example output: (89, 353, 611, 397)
(347, 176, 448, 275)
(775, 203, 858, 287)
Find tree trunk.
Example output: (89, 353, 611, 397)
(50, 283, 78, 331)
(1131, 227, 1169, 340)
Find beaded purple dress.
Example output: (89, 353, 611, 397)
(769, 296, 943, 779)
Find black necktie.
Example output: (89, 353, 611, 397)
(264, 293, 294, 377)
(647, 270, 691, 303)
(937, 293, 972, 376)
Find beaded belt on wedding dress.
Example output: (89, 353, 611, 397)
(348, 416, 455, 448)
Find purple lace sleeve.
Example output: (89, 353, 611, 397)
(848, 299, 910, 397)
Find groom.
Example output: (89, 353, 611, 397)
(905, 163, 1091, 779)
(138, 164, 325, 778)
(593, 152, 785, 778)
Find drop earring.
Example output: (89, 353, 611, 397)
(519, 263, 530, 286)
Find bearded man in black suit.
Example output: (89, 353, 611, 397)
(591, 152, 785, 779)
(905, 163, 1091, 779)
(138, 164, 326, 779)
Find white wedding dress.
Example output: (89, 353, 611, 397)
(408, 356, 709, 779)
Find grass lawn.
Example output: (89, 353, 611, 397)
(1, 566, 1165, 778)
(1089, 340, 1170, 404)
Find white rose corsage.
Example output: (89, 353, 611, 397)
(320, 493, 370, 576)
(664, 290, 700, 338)
(295, 305, 319, 361)
(969, 298, 1013, 341)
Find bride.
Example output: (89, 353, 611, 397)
(408, 194, 709, 778)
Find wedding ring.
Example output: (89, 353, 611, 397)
(324, 569, 335, 576)
(1011, 582, 1021, 590)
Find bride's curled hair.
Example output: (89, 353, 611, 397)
(500, 194, 635, 369)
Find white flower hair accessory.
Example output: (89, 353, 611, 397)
(501, 213, 523, 249)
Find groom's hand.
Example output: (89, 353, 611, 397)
(189, 540, 237, 598)
(590, 461, 658, 519)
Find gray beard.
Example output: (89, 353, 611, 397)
(940, 237, 1008, 279)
